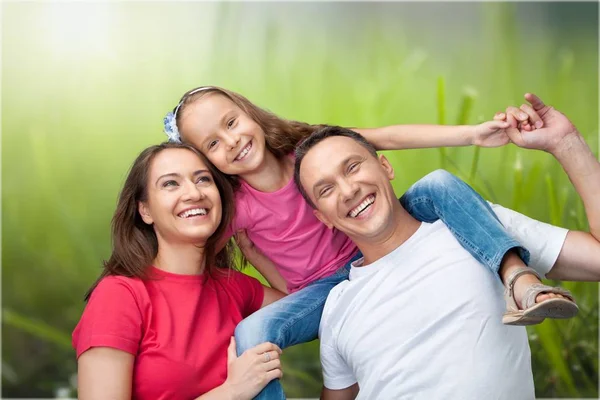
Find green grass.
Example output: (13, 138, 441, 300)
(2, 2, 598, 398)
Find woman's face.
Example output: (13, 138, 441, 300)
(178, 93, 267, 177)
(139, 148, 222, 245)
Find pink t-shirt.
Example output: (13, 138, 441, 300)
(227, 172, 358, 293)
(72, 267, 264, 400)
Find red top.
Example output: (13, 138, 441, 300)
(72, 266, 264, 400)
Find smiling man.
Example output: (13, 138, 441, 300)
(293, 94, 600, 399)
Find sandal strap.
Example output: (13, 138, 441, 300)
(504, 267, 542, 312)
(522, 284, 575, 309)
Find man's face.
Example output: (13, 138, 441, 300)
(299, 136, 399, 241)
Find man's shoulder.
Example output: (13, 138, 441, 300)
(319, 280, 351, 335)
(324, 280, 350, 312)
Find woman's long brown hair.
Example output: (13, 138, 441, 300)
(84, 142, 236, 300)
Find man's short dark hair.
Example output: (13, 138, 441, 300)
(293, 126, 378, 208)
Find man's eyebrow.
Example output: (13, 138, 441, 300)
(311, 155, 356, 196)
(312, 177, 329, 193)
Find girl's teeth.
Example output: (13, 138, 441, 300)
(236, 143, 251, 160)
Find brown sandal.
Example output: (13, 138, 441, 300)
(502, 267, 579, 326)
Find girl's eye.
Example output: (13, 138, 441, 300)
(162, 180, 178, 188)
(227, 118, 236, 129)
(208, 140, 218, 149)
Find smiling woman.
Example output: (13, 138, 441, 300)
(73, 142, 285, 400)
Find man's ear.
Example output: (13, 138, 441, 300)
(313, 208, 334, 230)
(138, 202, 154, 225)
(378, 154, 395, 180)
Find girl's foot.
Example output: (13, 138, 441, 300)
(502, 267, 578, 326)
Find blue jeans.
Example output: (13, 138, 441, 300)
(235, 169, 530, 400)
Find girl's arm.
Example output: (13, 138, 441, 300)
(263, 286, 287, 308)
(354, 120, 511, 150)
(235, 230, 289, 295)
(77, 347, 134, 400)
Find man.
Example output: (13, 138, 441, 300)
(293, 93, 600, 399)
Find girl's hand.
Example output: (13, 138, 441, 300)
(235, 229, 259, 260)
(495, 93, 578, 154)
(224, 338, 283, 400)
(471, 120, 512, 147)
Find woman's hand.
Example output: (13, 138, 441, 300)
(223, 337, 283, 400)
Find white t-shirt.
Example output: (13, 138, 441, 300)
(319, 204, 568, 400)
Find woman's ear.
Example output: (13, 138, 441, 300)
(138, 202, 154, 225)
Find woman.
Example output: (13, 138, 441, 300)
(73, 142, 285, 399)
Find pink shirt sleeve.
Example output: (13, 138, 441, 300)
(72, 276, 143, 358)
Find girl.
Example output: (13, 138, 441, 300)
(73, 143, 287, 400)
(164, 87, 577, 399)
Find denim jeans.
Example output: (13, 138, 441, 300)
(235, 169, 530, 400)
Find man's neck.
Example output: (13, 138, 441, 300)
(240, 152, 294, 193)
(355, 206, 422, 266)
(153, 239, 206, 275)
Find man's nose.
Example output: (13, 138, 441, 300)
(339, 179, 359, 201)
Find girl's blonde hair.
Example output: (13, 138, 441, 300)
(174, 86, 329, 158)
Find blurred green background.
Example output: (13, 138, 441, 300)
(2, 1, 598, 398)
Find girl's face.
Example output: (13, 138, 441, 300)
(179, 93, 267, 177)
(138, 148, 222, 246)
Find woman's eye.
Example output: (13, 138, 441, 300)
(197, 176, 212, 184)
(227, 118, 236, 129)
(162, 180, 178, 188)
(348, 162, 359, 173)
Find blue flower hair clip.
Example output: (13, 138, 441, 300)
(163, 111, 182, 143)
(164, 87, 216, 144)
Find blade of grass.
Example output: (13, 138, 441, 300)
(3, 309, 73, 351)
(437, 76, 447, 169)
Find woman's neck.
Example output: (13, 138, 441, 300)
(153, 241, 206, 275)
(240, 151, 294, 193)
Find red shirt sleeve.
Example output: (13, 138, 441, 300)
(72, 276, 143, 358)
(241, 273, 265, 317)
(224, 271, 264, 317)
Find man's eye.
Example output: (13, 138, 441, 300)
(348, 162, 359, 173)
